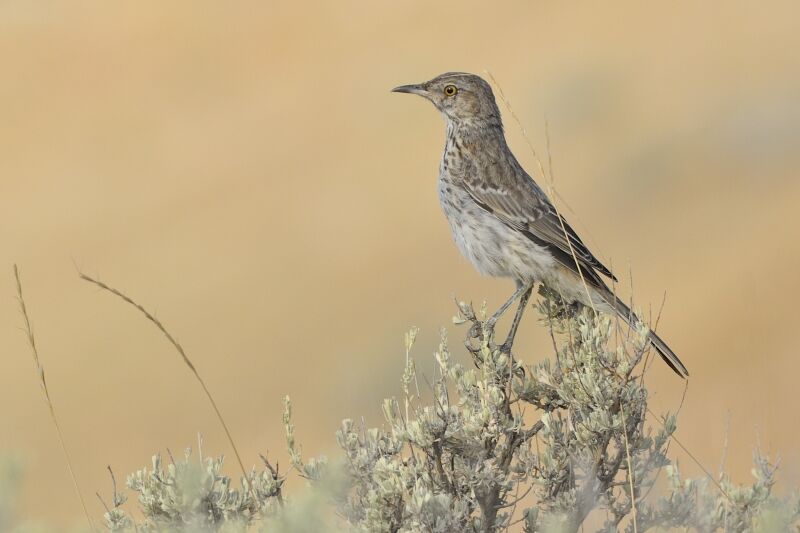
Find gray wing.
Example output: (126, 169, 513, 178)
(459, 168, 617, 286)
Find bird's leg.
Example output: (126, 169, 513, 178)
(485, 282, 528, 332)
(484, 281, 533, 348)
(500, 282, 534, 353)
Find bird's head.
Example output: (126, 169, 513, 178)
(392, 72, 502, 127)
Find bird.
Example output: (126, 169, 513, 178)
(392, 72, 688, 378)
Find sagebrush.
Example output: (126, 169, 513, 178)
(5, 287, 798, 532)
(94, 288, 798, 532)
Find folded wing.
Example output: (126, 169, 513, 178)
(459, 168, 617, 288)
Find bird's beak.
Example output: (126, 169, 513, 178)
(391, 83, 427, 96)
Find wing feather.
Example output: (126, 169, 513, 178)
(459, 167, 617, 284)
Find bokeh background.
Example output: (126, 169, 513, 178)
(2, 0, 799, 527)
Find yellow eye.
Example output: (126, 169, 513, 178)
(443, 84, 458, 96)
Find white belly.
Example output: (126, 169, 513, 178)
(437, 178, 615, 313)
(438, 179, 556, 282)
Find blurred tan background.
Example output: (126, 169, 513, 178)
(1, 0, 799, 527)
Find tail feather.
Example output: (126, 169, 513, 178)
(604, 293, 689, 378)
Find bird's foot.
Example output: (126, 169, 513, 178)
(497, 341, 526, 378)
(549, 300, 581, 321)
(538, 285, 576, 319)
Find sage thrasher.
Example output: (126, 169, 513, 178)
(392, 72, 688, 377)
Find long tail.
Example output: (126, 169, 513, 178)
(602, 292, 689, 378)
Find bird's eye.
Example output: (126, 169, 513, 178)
(443, 84, 458, 96)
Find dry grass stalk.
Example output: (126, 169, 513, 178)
(13, 265, 95, 531)
(482, 72, 735, 507)
(484, 69, 597, 311)
(78, 271, 248, 478)
(620, 403, 639, 533)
